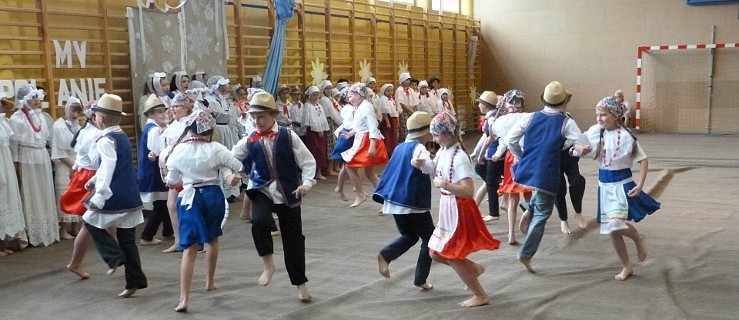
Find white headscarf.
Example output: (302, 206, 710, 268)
(380, 84, 394, 97)
(172, 71, 188, 92)
(304, 86, 319, 97)
(319, 80, 333, 96)
(15, 84, 44, 110)
(207, 76, 230, 95)
(151, 72, 167, 97)
(64, 97, 82, 121)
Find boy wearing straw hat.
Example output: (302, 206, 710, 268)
(505, 81, 591, 273)
(83, 93, 147, 297)
(373, 111, 436, 290)
(232, 92, 317, 302)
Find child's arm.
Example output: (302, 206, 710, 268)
(434, 176, 474, 199)
(410, 145, 435, 174)
(291, 131, 317, 197)
(87, 137, 117, 209)
(628, 158, 648, 197)
(231, 138, 250, 162)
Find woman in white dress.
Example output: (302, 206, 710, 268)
(8, 84, 59, 247)
(51, 98, 84, 240)
(0, 95, 26, 255)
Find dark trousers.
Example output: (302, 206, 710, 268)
(475, 159, 504, 217)
(379, 212, 435, 286)
(140, 200, 173, 241)
(250, 191, 307, 286)
(85, 223, 147, 290)
(555, 150, 586, 221)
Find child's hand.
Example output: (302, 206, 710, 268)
(147, 151, 157, 162)
(226, 173, 242, 187)
(627, 185, 642, 197)
(433, 177, 445, 188)
(84, 180, 95, 192)
(411, 158, 425, 169)
(293, 185, 311, 198)
(491, 154, 501, 162)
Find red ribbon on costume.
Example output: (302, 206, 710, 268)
(249, 130, 276, 142)
(332, 100, 341, 112)
(235, 99, 249, 116)
(283, 105, 290, 117)
(403, 87, 410, 96)
(478, 118, 486, 132)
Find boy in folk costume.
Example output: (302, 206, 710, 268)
(138, 95, 173, 246)
(63, 100, 101, 278)
(373, 111, 436, 290)
(473, 91, 505, 223)
(395, 72, 420, 143)
(233, 92, 316, 302)
(288, 86, 307, 139)
(506, 81, 591, 273)
(301, 86, 329, 180)
(83, 93, 147, 297)
(275, 84, 293, 128)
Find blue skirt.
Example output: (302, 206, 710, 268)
(176, 185, 225, 250)
(597, 168, 660, 225)
(331, 128, 354, 161)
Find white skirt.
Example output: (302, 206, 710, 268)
(0, 146, 26, 239)
(19, 147, 59, 246)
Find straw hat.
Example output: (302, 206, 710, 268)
(477, 91, 498, 107)
(92, 93, 125, 115)
(247, 91, 277, 113)
(142, 94, 167, 116)
(540, 81, 568, 107)
(277, 84, 290, 94)
(406, 111, 433, 140)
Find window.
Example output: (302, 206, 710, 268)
(432, 0, 460, 14)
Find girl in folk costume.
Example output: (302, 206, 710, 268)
(379, 84, 400, 156)
(417, 80, 436, 114)
(340, 83, 389, 208)
(9, 85, 59, 247)
(275, 85, 293, 128)
(63, 100, 101, 278)
(0, 95, 25, 256)
(83, 93, 147, 298)
(319, 80, 343, 176)
(331, 87, 355, 202)
(165, 110, 243, 312)
(436, 88, 456, 116)
(301, 86, 330, 180)
(490, 90, 533, 245)
(428, 76, 440, 102)
(288, 86, 307, 139)
(138, 95, 173, 246)
(473, 91, 505, 223)
(373, 111, 436, 290)
(206, 76, 240, 149)
(159, 93, 195, 253)
(234, 86, 249, 116)
(168, 71, 191, 98)
(395, 72, 419, 142)
(427, 112, 500, 308)
(233, 92, 316, 303)
(584, 96, 659, 281)
(364, 77, 383, 121)
(51, 98, 84, 240)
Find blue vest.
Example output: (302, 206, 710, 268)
(92, 131, 144, 213)
(372, 141, 432, 210)
(483, 116, 499, 158)
(243, 127, 303, 208)
(137, 122, 168, 193)
(514, 111, 567, 194)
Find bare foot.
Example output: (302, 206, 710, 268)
(60, 231, 76, 240)
(560, 221, 571, 235)
(67, 264, 90, 279)
(636, 233, 648, 262)
(174, 302, 188, 313)
(377, 254, 390, 279)
(2, 248, 14, 254)
(519, 211, 531, 235)
(334, 187, 348, 201)
(206, 283, 218, 291)
(615, 266, 633, 281)
(508, 236, 518, 246)
(0, 252, 6, 257)
(315, 174, 327, 180)
(458, 295, 490, 308)
(518, 257, 535, 273)
(349, 195, 368, 208)
(139, 238, 162, 246)
(416, 283, 434, 291)
(162, 244, 182, 253)
(575, 213, 588, 229)
(118, 288, 137, 298)
(258, 265, 276, 286)
(297, 284, 312, 303)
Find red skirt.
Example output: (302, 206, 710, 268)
(305, 130, 327, 169)
(429, 196, 500, 260)
(498, 151, 533, 195)
(346, 133, 389, 168)
(60, 168, 96, 216)
(380, 117, 399, 156)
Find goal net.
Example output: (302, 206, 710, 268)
(637, 43, 739, 134)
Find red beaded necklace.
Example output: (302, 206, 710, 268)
(22, 109, 42, 133)
(601, 127, 621, 167)
(437, 144, 460, 184)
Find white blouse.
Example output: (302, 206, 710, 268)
(51, 118, 79, 161)
(319, 96, 343, 125)
(585, 125, 647, 171)
(353, 100, 382, 140)
(144, 119, 166, 155)
(0, 115, 13, 147)
(395, 86, 420, 109)
(73, 124, 102, 170)
(302, 101, 330, 132)
(161, 117, 188, 147)
(434, 142, 474, 192)
(334, 103, 356, 137)
(8, 109, 50, 164)
(379, 96, 400, 117)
